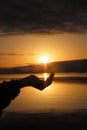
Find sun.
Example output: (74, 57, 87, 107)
(40, 56, 50, 64)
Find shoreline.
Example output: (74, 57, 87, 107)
(1, 109, 87, 130)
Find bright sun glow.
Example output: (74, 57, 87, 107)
(40, 56, 50, 64)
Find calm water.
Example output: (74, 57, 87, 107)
(0, 73, 87, 113)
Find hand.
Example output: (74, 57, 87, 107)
(0, 73, 54, 116)
(19, 73, 55, 90)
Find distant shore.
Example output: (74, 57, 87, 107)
(0, 76, 87, 84)
(53, 76, 87, 84)
(0, 59, 87, 74)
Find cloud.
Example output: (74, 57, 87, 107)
(28, 53, 35, 56)
(0, 57, 4, 60)
(0, 53, 34, 57)
(0, 0, 87, 34)
(0, 53, 24, 56)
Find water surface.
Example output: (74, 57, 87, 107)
(0, 73, 87, 113)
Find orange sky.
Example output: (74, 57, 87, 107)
(0, 33, 87, 67)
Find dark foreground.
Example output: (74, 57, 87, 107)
(0, 110, 87, 130)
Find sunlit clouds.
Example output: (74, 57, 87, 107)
(0, 34, 87, 67)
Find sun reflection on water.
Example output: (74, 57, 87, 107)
(43, 73, 48, 81)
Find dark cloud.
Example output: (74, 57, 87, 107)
(0, 0, 87, 34)
(0, 53, 24, 56)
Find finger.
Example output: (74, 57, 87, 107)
(44, 73, 54, 87)
(47, 73, 55, 85)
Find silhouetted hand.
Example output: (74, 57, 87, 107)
(0, 73, 54, 116)
(19, 73, 55, 90)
